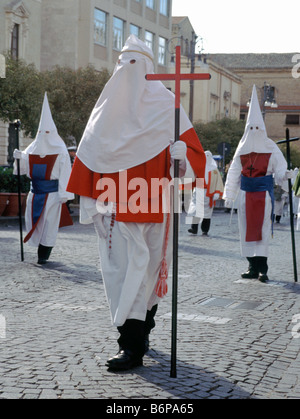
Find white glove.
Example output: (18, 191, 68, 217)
(224, 199, 234, 208)
(170, 141, 187, 162)
(13, 149, 22, 160)
(92, 213, 107, 239)
(213, 193, 220, 201)
(284, 169, 294, 180)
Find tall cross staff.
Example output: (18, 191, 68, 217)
(277, 129, 299, 283)
(14, 119, 24, 262)
(146, 46, 211, 377)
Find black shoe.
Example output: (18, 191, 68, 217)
(188, 228, 198, 235)
(241, 270, 259, 279)
(37, 245, 52, 264)
(144, 335, 150, 353)
(202, 232, 208, 236)
(258, 273, 269, 283)
(106, 349, 143, 371)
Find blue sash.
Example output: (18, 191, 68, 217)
(31, 179, 59, 195)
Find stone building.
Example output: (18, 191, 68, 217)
(40, 0, 172, 73)
(210, 53, 300, 142)
(168, 17, 242, 124)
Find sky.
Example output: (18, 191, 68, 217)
(172, 0, 300, 54)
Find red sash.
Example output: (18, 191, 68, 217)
(240, 153, 271, 242)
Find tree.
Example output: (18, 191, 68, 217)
(0, 55, 110, 143)
(41, 65, 110, 144)
(0, 55, 43, 137)
(194, 118, 246, 163)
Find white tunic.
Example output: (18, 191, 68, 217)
(79, 159, 195, 327)
(224, 152, 287, 257)
(16, 153, 73, 247)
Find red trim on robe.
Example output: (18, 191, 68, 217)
(67, 128, 206, 223)
(59, 203, 74, 228)
(240, 153, 271, 242)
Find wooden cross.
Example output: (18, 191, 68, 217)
(146, 46, 211, 378)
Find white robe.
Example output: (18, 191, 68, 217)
(15, 153, 73, 247)
(224, 152, 287, 257)
(79, 159, 195, 327)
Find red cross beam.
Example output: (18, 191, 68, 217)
(146, 46, 211, 379)
(146, 45, 211, 110)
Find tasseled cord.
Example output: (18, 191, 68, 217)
(155, 213, 170, 298)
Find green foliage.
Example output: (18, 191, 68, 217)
(0, 55, 111, 143)
(0, 55, 43, 137)
(278, 144, 300, 169)
(0, 166, 30, 193)
(194, 118, 246, 162)
(41, 65, 110, 143)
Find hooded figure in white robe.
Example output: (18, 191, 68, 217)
(67, 35, 206, 371)
(187, 150, 224, 235)
(223, 85, 291, 282)
(13, 93, 74, 264)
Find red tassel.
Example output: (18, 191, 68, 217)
(155, 258, 168, 297)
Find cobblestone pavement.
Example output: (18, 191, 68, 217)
(0, 208, 300, 400)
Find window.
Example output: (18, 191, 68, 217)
(286, 115, 300, 125)
(145, 31, 154, 52)
(160, 0, 169, 16)
(158, 37, 166, 65)
(11, 24, 19, 60)
(94, 9, 107, 46)
(146, 0, 155, 10)
(113, 17, 125, 51)
(130, 24, 140, 38)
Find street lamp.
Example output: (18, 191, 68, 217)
(247, 82, 278, 120)
(261, 82, 278, 120)
(188, 32, 207, 122)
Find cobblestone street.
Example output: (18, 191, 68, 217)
(0, 209, 300, 400)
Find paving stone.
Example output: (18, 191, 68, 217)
(0, 211, 300, 399)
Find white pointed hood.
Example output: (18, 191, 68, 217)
(234, 85, 280, 157)
(25, 92, 68, 156)
(76, 34, 193, 173)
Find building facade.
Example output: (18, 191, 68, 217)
(0, 0, 42, 70)
(210, 53, 300, 142)
(169, 17, 242, 124)
(40, 0, 172, 73)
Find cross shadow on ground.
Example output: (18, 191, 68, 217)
(107, 348, 255, 399)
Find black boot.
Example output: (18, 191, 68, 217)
(188, 224, 199, 235)
(144, 304, 158, 353)
(37, 245, 53, 265)
(241, 257, 259, 279)
(106, 319, 145, 371)
(201, 219, 211, 236)
(257, 257, 269, 283)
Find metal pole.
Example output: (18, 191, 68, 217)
(14, 119, 24, 262)
(170, 46, 181, 379)
(277, 130, 299, 283)
(286, 129, 297, 282)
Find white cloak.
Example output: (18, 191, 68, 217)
(16, 153, 73, 247)
(80, 159, 195, 327)
(224, 152, 287, 257)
